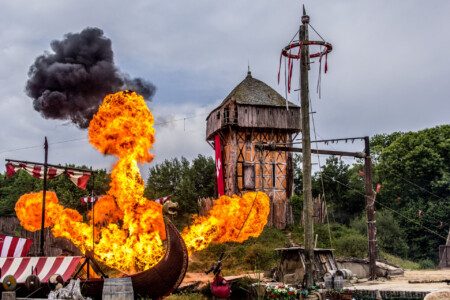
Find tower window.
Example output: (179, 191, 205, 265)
(244, 163, 255, 190)
(272, 163, 276, 188)
(216, 111, 220, 119)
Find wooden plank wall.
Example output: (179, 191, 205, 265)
(237, 106, 300, 131)
(206, 101, 301, 140)
(221, 128, 294, 229)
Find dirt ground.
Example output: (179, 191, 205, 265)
(349, 270, 450, 293)
(179, 270, 450, 293)
(180, 271, 266, 285)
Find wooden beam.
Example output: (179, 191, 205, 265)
(256, 145, 366, 158)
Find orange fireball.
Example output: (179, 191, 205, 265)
(181, 192, 270, 254)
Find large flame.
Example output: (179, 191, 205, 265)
(15, 90, 270, 274)
(181, 192, 270, 254)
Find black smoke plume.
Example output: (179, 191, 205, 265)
(26, 27, 155, 128)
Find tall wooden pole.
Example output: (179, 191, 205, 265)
(39, 137, 49, 257)
(300, 5, 314, 288)
(364, 136, 377, 280)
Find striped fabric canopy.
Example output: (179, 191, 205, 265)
(0, 256, 81, 283)
(5, 162, 91, 190)
(0, 235, 33, 258)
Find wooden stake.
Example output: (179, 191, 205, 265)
(300, 5, 314, 288)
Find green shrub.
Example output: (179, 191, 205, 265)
(350, 210, 409, 258)
(334, 232, 368, 258)
(418, 259, 435, 269)
(290, 194, 303, 225)
(243, 243, 276, 270)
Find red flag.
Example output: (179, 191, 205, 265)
(376, 183, 382, 193)
(5, 163, 16, 177)
(214, 134, 225, 196)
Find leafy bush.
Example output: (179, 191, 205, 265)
(418, 259, 435, 269)
(290, 194, 303, 225)
(243, 243, 276, 270)
(351, 210, 409, 258)
(334, 232, 368, 258)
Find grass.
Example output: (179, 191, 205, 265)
(187, 223, 427, 276)
(379, 251, 421, 270)
(188, 226, 290, 274)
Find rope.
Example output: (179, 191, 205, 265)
(385, 170, 447, 202)
(308, 23, 326, 42)
(309, 94, 333, 248)
(0, 112, 209, 156)
(319, 172, 448, 241)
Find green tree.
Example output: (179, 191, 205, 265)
(374, 125, 450, 261)
(144, 155, 216, 215)
(312, 156, 365, 224)
(0, 167, 110, 216)
(351, 210, 409, 258)
(0, 170, 41, 215)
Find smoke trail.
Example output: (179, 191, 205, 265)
(26, 27, 155, 128)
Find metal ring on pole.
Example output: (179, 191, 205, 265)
(282, 40, 332, 59)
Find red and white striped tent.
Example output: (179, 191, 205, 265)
(0, 235, 33, 258)
(0, 256, 81, 283)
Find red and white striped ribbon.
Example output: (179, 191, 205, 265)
(154, 195, 171, 205)
(80, 196, 98, 204)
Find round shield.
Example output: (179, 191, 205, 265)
(48, 274, 64, 290)
(2, 275, 17, 291)
(25, 274, 41, 291)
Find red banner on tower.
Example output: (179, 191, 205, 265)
(214, 134, 224, 196)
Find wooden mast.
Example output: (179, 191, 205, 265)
(300, 5, 314, 288)
(39, 137, 48, 257)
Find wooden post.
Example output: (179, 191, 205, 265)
(364, 136, 377, 280)
(300, 5, 314, 288)
(39, 137, 48, 257)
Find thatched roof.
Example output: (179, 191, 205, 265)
(219, 71, 299, 108)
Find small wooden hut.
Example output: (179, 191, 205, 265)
(206, 71, 301, 228)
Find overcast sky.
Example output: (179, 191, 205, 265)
(1, 0, 449, 179)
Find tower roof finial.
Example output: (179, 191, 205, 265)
(247, 60, 252, 77)
(302, 4, 310, 24)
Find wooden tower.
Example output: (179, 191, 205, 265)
(206, 71, 301, 229)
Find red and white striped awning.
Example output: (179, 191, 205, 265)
(5, 162, 91, 190)
(0, 235, 32, 258)
(0, 256, 81, 283)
